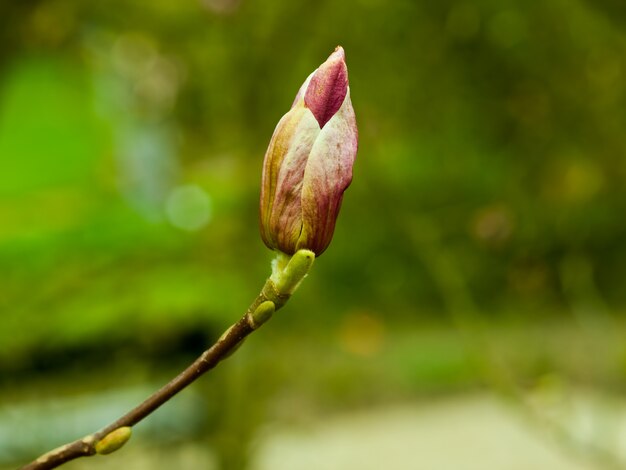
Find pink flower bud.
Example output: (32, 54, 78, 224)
(259, 46, 358, 256)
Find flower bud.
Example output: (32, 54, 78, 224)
(259, 46, 358, 256)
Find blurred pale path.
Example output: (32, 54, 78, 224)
(254, 395, 599, 470)
(6, 393, 612, 470)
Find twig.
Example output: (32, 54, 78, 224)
(18, 250, 314, 470)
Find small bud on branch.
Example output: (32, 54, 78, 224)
(94, 427, 132, 455)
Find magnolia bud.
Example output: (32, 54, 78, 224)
(259, 46, 358, 256)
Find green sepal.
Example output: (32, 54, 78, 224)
(272, 249, 315, 296)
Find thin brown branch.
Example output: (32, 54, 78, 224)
(18, 283, 274, 470)
(18, 249, 315, 470)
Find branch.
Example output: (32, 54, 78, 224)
(18, 250, 314, 470)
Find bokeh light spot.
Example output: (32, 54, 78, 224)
(337, 311, 386, 358)
(471, 204, 515, 248)
(165, 185, 212, 231)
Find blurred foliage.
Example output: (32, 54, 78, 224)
(1, 0, 626, 468)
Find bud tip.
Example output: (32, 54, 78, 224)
(304, 46, 349, 129)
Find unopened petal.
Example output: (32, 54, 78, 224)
(298, 89, 358, 255)
(260, 106, 320, 253)
(304, 46, 348, 129)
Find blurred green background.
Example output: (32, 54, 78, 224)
(2, 0, 626, 469)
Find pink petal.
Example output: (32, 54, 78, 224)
(260, 106, 320, 254)
(299, 89, 358, 255)
(304, 46, 348, 129)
